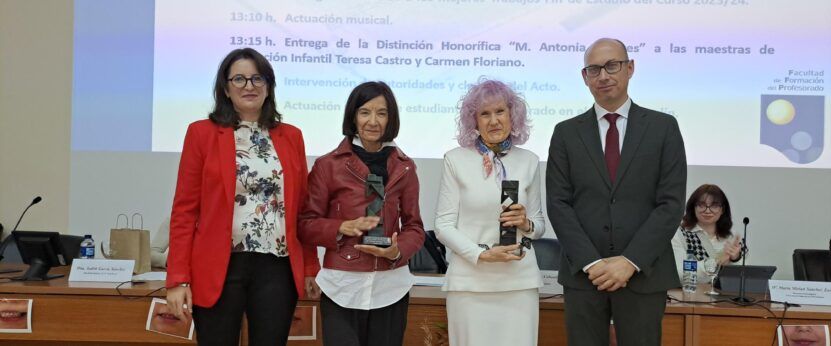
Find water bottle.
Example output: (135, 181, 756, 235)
(682, 249, 697, 293)
(80, 234, 95, 259)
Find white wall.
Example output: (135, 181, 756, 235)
(0, 0, 72, 235)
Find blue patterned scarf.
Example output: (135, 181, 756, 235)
(475, 136, 512, 185)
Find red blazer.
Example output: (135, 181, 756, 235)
(167, 119, 320, 307)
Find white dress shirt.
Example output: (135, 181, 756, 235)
(316, 266, 414, 310)
(595, 98, 631, 152)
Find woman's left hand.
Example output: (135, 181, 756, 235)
(304, 277, 321, 299)
(500, 204, 532, 232)
(354, 232, 401, 260)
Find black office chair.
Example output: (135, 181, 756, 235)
(532, 238, 561, 271)
(792, 249, 831, 282)
(409, 230, 447, 274)
(0, 235, 23, 264)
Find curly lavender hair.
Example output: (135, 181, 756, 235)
(456, 79, 531, 148)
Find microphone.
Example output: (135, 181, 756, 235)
(11, 196, 42, 233)
(731, 216, 753, 304)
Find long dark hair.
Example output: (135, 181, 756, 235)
(681, 184, 733, 239)
(208, 48, 281, 128)
(342, 81, 400, 142)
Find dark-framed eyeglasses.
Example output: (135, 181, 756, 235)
(695, 203, 723, 213)
(582, 60, 629, 78)
(227, 74, 266, 88)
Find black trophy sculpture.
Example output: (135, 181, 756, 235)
(499, 180, 519, 246)
(362, 173, 391, 247)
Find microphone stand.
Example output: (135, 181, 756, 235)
(0, 197, 41, 275)
(731, 217, 753, 304)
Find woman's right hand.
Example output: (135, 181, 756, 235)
(720, 237, 742, 265)
(478, 244, 525, 263)
(338, 216, 380, 237)
(166, 285, 192, 320)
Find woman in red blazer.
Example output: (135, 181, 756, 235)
(166, 48, 320, 346)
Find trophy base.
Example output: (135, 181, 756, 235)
(499, 229, 517, 247)
(361, 235, 392, 248)
(499, 229, 522, 255)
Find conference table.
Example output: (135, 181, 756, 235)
(0, 265, 828, 345)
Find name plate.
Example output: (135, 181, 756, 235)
(68, 259, 135, 282)
(540, 270, 563, 295)
(769, 280, 831, 306)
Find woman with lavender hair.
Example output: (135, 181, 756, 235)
(434, 79, 546, 345)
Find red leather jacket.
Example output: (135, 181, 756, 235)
(299, 138, 424, 272)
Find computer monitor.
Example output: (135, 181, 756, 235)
(717, 265, 777, 295)
(11, 230, 72, 281)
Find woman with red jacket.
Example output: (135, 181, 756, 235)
(299, 81, 425, 346)
(165, 48, 320, 346)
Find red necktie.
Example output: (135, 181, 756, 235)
(604, 113, 621, 184)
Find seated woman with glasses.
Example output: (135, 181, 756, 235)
(671, 184, 746, 282)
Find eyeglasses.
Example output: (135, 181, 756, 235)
(582, 60, 629, 78)
(695, 203, 723, 213)
(227, 74, 266, 88)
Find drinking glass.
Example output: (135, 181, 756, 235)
(702, 257, 720, 296)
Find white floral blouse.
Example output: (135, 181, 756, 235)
(231, 121, 288, 257)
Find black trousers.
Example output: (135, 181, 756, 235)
(320, 293, 409, 346)
(563, 286, 667, 346)
(193, 252, 298, 346)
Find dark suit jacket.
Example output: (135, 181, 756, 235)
(167, 119, 320, 307)
(546, 103, 686, 293)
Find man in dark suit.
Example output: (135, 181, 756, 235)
(546, 38, 687, 346)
